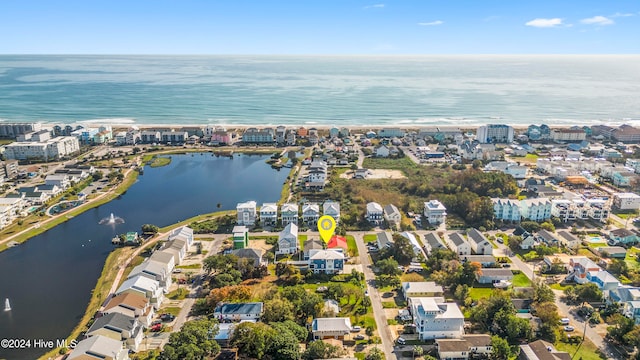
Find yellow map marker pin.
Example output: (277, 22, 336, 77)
(318, 215, 336, 244)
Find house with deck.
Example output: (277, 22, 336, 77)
(236, 201, 257, 226)
(376, 231, 394, 249)
(424, 200, 447, 225)
(402, 282, 444, 299)
(383, 204, 402, 229)
(167, 225, 194, 248)
(232, 225, 249, 249)
(436, 334, 492, 360)
(102, 293, 155, 328)
(476, 269, 513, 284)
(231, 248, 265, 267)
(609, 228, 639, 245)
(557, 231, 580, 249)
(309, 249, 345, 274)
(260, 203, 278, 226)
(116, 275, 164, 309)
(86, 312, 144, 352)
(366, 202, 384, 225)
(128, 259, 172, 293)
(68, 335, 130, 360)
(214, 302, 263, 322)
(277, 223, 299, 255)
(423, 232, 446, 255)
(311, 317, 352, 340)
(323, 201, 341, 223)
(302, 203, 320, 226)
(303, 238, 325, 260)
(408, 297, 465, 340)
(280, 203, 299, 226)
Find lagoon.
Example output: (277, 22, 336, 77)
(0, 153, 288, 360)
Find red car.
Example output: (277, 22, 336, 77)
(150, 323, 163, 332)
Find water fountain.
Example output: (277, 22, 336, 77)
(4, 298, 10, 311)
(99, 213, 124, 225)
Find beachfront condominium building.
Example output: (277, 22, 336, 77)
(377, 128, 405, 138)
(550, 128, 587, 142)
(476, 124, 514, 144)
(424, 200, 447, 225)
(237, 201, 257, 226)
(0, 122, 42, 138)
(4, 136, 80, 162)
(409, 297, 465, 340)
(260, 202, 278, 226)
(242, 127, 275, 143)
(613, 192, 640, 211)
(551, 199, 610, 223)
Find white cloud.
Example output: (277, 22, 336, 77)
(418, 20, 444, 26)
(525, 18, 564, 28)
(364, 4, 385, 9)
(610, 12, 634, 17)
(581, 16, 614, 25)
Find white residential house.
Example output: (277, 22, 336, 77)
(162, 239, 187, 265)
(520, 198, 552, 222)
(424, 200, 447, 225)
(323, 201, 340, 223)
(237, 200, 257, 226)
(102, 292, 155, 328)
(277, 223, 299, 255)
(466, 228, 493, 255)
(116, 275, 164, 309)
(409, 297, 465, 340)
(436, 335, 493, 360)
(86, 313, 144, 352)
(302, 203, 320, 226)
(167, 225, 194, 248)
(402, 282, 444, 299)
(68, 335, 130, 360)
(260, 202, 278, 226)
(128, 259, 172, 293)
(492, 198, 521, 222)
(44, 174, 70, 189)
(375, 144, 391, 157)
(280, 202, 299, 226)
(213, 302, 264, 322)
(383, 204, 402, 229)
(311, 317, 353, 340)
(446, 233, 471, 256)
(366, 202, 384, 225)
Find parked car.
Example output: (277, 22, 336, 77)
(564, 326, 575, 332)
(150, 323, 163, 332)
(560, 318, 570, 325)
(354, 335, 365, 340)
(351, 326, 361, 332)
(496, 238, 504, 244)
(501, 263, 511, 268)
(396, 337, 406, 345)
(160, 314, 176, 322)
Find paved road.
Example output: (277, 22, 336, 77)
(352, 232, 398, 360)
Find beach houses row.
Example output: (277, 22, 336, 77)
(445, 229, 493, 256)
(84, 226, 194, 353)
(236, 200, 340, 227)
(365, 202, 401, 228)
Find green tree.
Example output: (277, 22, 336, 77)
(385, 234, 415, 265)
(270, 320, 309, 342)
(231, 322, 276, 359)
(376, 257, 401, 275)
(532, 280, 555, 303)
(161, 318, 220, 360)
(302, 340, 343, 360)
(262, 298, 295, 323)
(573, 282, 603, 303)
(141, 223, 159, 235)
(413, 345, 424, 358)
(490, 335, 515, 360)
(91, 170, 103, 181)
(365, 347, 384, 360)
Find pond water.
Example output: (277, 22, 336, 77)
(0, 153, 288, 359)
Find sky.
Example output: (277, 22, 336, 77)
(0, 0, 638, 54)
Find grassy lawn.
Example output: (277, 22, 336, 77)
(577, 248, 599, 261)
(149, 156, 172, 167)
(346, 235, 359, 256)
(555, 338, 604, 360)
(159, 306, 182, 316)
(510, 153, 539, 164)
(468, 287, 495, 300)
(614, 212, 637, 220)
(512, 273, 532, 287)
(588, 242, 608, 248)
(550, 283, 573, 291)
(167, 288, 189, 300)
(364, 234, 378, 243)
(176, 263, 201, 269)
(298, 234, 308, 249)
(382, 301, 397, 309)
(625, 247, 640, 270)
(362, 156, 417, 172)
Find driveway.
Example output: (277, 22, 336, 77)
(352, 232, 398, 360)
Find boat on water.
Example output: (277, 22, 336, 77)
(4, 298, 10, 311)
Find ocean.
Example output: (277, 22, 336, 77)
(0, 55, 639, 127)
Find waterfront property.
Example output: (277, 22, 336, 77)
(85, 312, 144, 352)
(260, 202, 278, 226)
(237, 201, 257, 226)
(128, 259, 172, 293)
(116, 275, 164, 309)
(302, 203, 320, 226)
(102, 293, 155, 328)
(67, 335, 130, 360)
(280, 202, 299, 226)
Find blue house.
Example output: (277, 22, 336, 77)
(308, 249, 345, 274)
(610, 229, 639, 245)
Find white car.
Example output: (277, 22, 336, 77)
(396, 337, 406, 345)
(351, 326, 362, 332)
(560, 318, 570, 325)
(564, 326, 575, 332)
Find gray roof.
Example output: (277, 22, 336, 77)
(311, 317, 352, 332)
(67, 335, 125, 360)
(215, 302, 263, 316)
(536, 229, 557, 242)
(232, 248, 265, 260)
(383, 204, 400, 217)
(304, 238, 325, 252)
(423, 233, 445, 251)
(460, 255, 496, 264)
(149, 250, 175, 264)
(611, 228, 636, 237)
(448, 233, 467, 247)
(88, 312, 137, 334)
(557, 231, 578, 242)
(478, 268, 513, 277)
(597, 246, 627, 256)
(377, 231, 394, 248)
(467, 228, 489, 246)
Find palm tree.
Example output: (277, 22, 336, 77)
(413, 345, 423, 359)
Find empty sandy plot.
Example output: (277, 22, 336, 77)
(341, 169, 406, 179)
